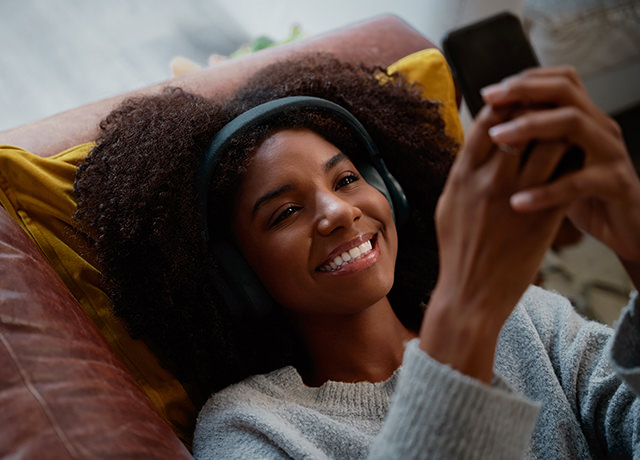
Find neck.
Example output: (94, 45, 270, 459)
(292, 297, 416, 387)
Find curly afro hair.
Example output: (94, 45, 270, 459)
(73, 53, 458, 404)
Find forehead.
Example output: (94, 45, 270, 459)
(248, 128, 343, 174)
(234, 128, 348, 205)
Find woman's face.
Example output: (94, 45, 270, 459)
(232, 128, 398, 317)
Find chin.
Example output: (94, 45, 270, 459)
(327, 277, 394, 314)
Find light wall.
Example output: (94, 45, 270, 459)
(212, 0, 525, 48)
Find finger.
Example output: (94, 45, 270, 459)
(514, 66, 585, 91)
(488, 106, 623, 161)
(481, 71, 620, 139)
(517, 140, 568, 189)
(483, 66, 585, 103)
(459, 104, 513, 169)
(493, 106, 532, 156)
(510, 165, 627, 212)
(510, 171, 580, 211)
(482, 75, 594, 119)
(489, 138, 523, 186)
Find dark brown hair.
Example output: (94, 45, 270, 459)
(74, 53, 458, 405)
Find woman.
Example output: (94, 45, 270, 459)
(74, 54, 640, 458)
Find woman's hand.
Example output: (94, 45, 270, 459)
(419, 103, 568, 384)
(482, 67, 640, 269)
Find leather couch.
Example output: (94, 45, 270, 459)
(0, 15, 440, 459)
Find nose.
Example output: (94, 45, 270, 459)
(315, 190, 362, 235)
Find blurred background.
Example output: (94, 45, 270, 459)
(0, 0, 536, 131)
(2, 0, 639, 324)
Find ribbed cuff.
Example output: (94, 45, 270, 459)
(369, 339, 540, 460)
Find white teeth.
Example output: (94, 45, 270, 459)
(319, 239, 375, 272)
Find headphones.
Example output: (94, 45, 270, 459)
(197, 96, 408, 321)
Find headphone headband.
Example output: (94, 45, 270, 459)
(197, 96, 407, 243)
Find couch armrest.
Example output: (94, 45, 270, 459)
(0, 15, 437, 158)
(0, 206, 191, 459)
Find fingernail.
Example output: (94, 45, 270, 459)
(497, 143, 518, 155)
(488, 122, 516, 142)
(510, 192, 533, 208)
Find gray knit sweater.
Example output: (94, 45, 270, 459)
(193, 286, 640, 458)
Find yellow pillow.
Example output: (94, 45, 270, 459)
(0, 48, 462, 446)
(387, 48, 464, 144)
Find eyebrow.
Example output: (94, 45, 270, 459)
(252, 184, 294, 216)
(252, 152, 349, 216)
(323, 152, 349, 173)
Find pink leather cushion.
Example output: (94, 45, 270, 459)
(0, 206, 191, 459)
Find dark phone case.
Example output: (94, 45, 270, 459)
(442, 12, 584, 176)
(442, 12, 539, 117)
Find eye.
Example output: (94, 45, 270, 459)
(270, 205, 301, 227)
(336, 173, 360, 190)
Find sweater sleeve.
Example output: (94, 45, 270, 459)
(368, 339, 540, 460)
(610, 292, 640, 392)
(522, 287, 640, 457)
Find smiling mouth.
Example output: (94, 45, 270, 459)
(317, 237, 376, 272)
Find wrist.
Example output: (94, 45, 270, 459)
(419, 288, 504, 384)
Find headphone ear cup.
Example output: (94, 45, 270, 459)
(211, 241, 276, 321)
(357, 162, 396, 215)
(381, 166, 410, 227)
(357, 159, 409, 228)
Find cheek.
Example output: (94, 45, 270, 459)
(368, 190, 398, 245)
(370, 192, 399, 277)
(243, 233, 310, 307)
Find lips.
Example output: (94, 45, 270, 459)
(316, 233, 376, 272)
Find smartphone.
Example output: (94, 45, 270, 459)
(442, 11, 539, 117)
(442, 12, 583, 178)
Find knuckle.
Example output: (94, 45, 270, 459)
(514, 115, 534, 134)
(611, 162, 634, 192)
(561, 79, 580, 100)
(560, 106, 583, 130)
(608, 118, 623, 138)
(448, 168, 468, 190)
(563, 65, 579, 79)
(450, 170, 465, 186)
(479, 174, 508, 200)
(566, 176, 581, 195)
(558, 65, 580, 85)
